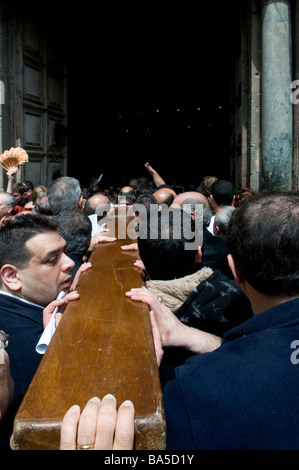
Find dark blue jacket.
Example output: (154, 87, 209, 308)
(164, 297, 299, 450)
(0, 292, 43, 399)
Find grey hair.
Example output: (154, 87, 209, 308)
(214, 206, 235, 236)
(0, 191, 16, 208)
(182, 197, 212, 228)
(47, 176, 82, 215)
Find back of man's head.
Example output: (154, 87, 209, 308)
(55, 210, 92, 258)
(23, 181, 34, 192)
(35, 194, 53, 216)
(133, 193, 159, 223)
(211, 180, 236, 207)
(84, 193, 110, 216)
(153, 188, 175, 207)
(0, 213, 57, 270)
(0, 192, 16, 209)
(227, 191, 299, 297)
(200, 175, 218, 197)
(47, 176, 82, 215)
(119, 187, 135, 205)
(214, 206, 235, 236)
(182, 196, 211, 228)
(138, 208, 201, 280)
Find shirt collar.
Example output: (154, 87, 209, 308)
(0, 290, 44, 309)
(223, 297, 299, 343)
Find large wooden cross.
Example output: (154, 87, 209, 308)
(13, 208, 165, 450)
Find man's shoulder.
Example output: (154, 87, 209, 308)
(0, 292, 43, 324)
(273, 296, 299, 312)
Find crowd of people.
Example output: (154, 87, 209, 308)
(0, 161, 298, 451)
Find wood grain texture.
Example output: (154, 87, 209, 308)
(13, 210, 165, 450)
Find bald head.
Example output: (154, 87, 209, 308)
(153, 188, 177, 207)
(121, 186, 133, 193)
(119, 186, 135, 205)
(84, 194, 110, 216)
(172, 191, 209, 209)
(172, 191, 211, 227)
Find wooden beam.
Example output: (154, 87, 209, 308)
(13, 209, 165, 450)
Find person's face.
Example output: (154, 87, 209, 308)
(18, 232, 75, 307)
(12, 191, 24, 205)
(0, 195, 12, 218)
(138, 177, 148, 187)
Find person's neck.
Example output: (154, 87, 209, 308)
(242, 281, 299, 316)
(0, 288, 44, 308)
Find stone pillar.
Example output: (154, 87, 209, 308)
(0, 1, 9, 191)
(261, 0, 292, 190)
(292, 1, 299, 191)
(249, 0, 262, 192)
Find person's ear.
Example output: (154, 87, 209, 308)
(209, 194, 215, 207)
(214, 225, 220, 236)
(227, 254, 243, 285)
(0, 265, 22, 291)
(78, 195, 84, 211)
(22, 189, 31, 199)
(195, 246, 202, 264)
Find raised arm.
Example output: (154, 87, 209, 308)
(6, 169, 17, 193)
(144, 162, 166, 188)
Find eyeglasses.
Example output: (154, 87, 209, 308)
(0, 330, 9, 349)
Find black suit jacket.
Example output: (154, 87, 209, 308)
(0, 292, 43, 399)
(0, 293, 44, 444)
(201, 228, 232, 278)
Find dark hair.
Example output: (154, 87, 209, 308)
(118, 189, 135, 205)
(227, 191, 299, 296)
(160, 192, 175, 207)
(134, 186, 154, 197)
(54, 210, 92, 258)
(133, 194, 158, 222)
(134, 193, 158, 208)
(12, 182, 27, 195)
(138, 208, 199, 280)
(0, 213, 58, 269)
(211, 180, 235, 207)
(23, 180, 34, 191)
